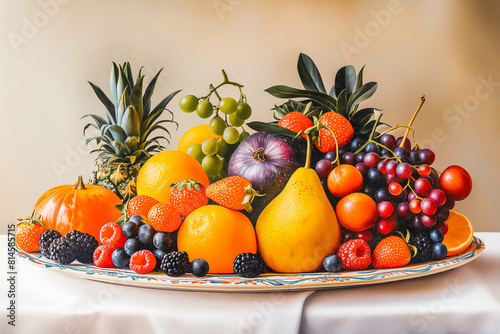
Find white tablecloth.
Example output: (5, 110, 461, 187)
(1, 232, 499, 334)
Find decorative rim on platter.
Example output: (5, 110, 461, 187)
(15, 236, 485, 292)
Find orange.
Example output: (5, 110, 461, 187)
(442, 210, 474, 256)
(327, 164, 363, 197)
(177, 205, 257, 273)
(177, 124, 219, 153)
(336, 192, 378, 231)
(136, 150, 209, 204)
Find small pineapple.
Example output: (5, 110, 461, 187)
(84, 62, 180, 201)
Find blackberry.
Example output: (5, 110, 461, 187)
(65, 231, 98, 264)
(233, 253, 268, 278)
(39, 230, 62, 259)
(48, 238, 76, 265)
(160, 251, 191, 277)
(410, 231, 433, 264)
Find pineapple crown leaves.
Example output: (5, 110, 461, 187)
(17, 210, 45, 228)
(255, 53, 380, 137)
(83, 62, 181, 165)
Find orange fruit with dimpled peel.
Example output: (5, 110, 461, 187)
(177, 205, 257, 274)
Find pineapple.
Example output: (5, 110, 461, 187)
(84, 62, 180, 201)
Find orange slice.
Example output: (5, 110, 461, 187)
(442, 210, 474, 256)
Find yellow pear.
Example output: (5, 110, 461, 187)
(256, 164, 342, 273)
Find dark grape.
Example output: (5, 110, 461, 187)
(356, 231, 372, 242)
(138, 224, 156, 247)
(419, 149, 435, 165)
(325, 151, 337, 162)
(124, 238, 143, 256)
(436, 208, 450, 223)
(350, 138, 365, 152)
(396, 163, 413, 179)
(397, 202, 413, 218)
(122, 221, 139, 238)
(394, 147, 410, 162)
(315, 159, 333, 179)
(375, 188, 390, 203)
(420, 214, 437, 227)
(377, 160, 387, 174)
(385, 173, 401, 185)
(367, 168, 384, 186)
(342, 152, 356, 165)
(355, 163, 368, 176)
(407, 191, 417, 202)
(412, 215, 425, 229)
(365, 142, 379, 154)
(410, 150, 421, 165)
(442, 199, 455, 211)
(386, 160, 398, 175)
(379, 148, 392, 158)
(397, 137, 411, 151)
(361, 186, 375, 197)
(355, 152, 366, 164)
(112, 248, 130, 268)
(380, 134, 397, 150)
(415, 178, 432, 196)
(363, 153, 380, 168)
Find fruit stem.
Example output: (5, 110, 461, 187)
(400, 95, 425, 148)
(305, 131, 312, 169)
(73, 175, 86, 190)
(249, 148, 267, 162)
(210, 84, 222, 101)
(354, 113, 383, 154)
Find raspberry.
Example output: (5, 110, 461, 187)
(128, 195, 159, 217)
(99, 223, 127, 249)
(130, 250, 156, 274)
(337, 239, 371, 271)
(93, 245, 115, 268)
(147, 203, 182, 232)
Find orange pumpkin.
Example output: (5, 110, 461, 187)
(34, 176, 122, 240)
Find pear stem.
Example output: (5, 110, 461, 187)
(400, 95, 425, 148)
(305, 132, 312, 169)
(73, 175, 86, 190)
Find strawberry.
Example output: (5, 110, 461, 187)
(99, 222, 127, 249)
(277, 111, 313, 139)
(372, 235, 411, 269)
(316, 112, 354, 153)
(128, 195, 159, 217)
(205, 176, 260, 211)
(336, 239, 371, 270)
(169, 179, 208, 218)
(130, 250, 157, 274)
(15, 211, 46, 253)
(147, 203, 183, 232)
(93, 245, 115, 268)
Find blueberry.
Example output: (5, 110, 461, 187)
(430, 229, 445, 243)
(153, 232, 176, 251)
(124, 238, 143, 256)
(138, 224, 156, 247)
(112, 248, 131, 268)
(323, 254, 342, 272)
(191, 259, 210, 277)
(129, 214, 147, 227)
(122, 221, 139, 238)
(153, 249, 168, 271)
(432, 243, 447, 260)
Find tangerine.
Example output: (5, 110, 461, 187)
(136, 150, 209, 204)
(336, 192, 378, 231)
(177, 124, 219, 153)
(442, 210, 474, 256)
(327, 164, 363, 197)
(177, 205, 257, 273)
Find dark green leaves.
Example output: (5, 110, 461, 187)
(347, 82, 378, 116)
(265, 86, 337, 112)
(246, 121, 305, 140)
(333, 65, 356, 101)
(297, 53, 326, 93)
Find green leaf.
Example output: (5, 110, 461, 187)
(81, 114, 107, 134)
(113, 141, 126, 156)
(356, 65, 366, 90)
(246, 121, 306, 140)
(265, 85, 337, 112)
(123, 62, 134, 89)
(350, 108, 374, 127)
(88, 81, 116, 125)
(117, 89, 130, 125)
(124, 136, 139, 153)
(297, 53, 326, 93)
(116, 66, 127, 105)
(110, 62, 119, 108)
(141, 120, 174, 141)
(130, 75, 144, 122)
(142, 68, 163, 119)
(151, 90, 181, 115)
(336, 89, 348, 117)
(136, 66, 143, 85)
(106, 125, 127, 142)
(334, 65, 356, 100)
(121, 106, 140, 137)
(347, 82, 378, 115)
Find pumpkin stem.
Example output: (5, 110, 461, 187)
(73, 175, 86, 190)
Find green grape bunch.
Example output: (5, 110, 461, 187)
(178, 70, 253, 181)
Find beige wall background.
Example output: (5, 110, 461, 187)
(1, 0, 499, 232)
